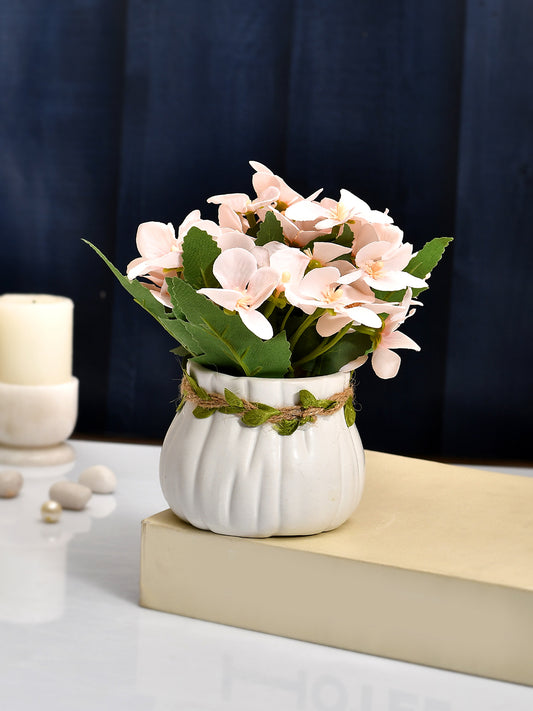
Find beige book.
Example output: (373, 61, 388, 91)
(140, 450, 533, 686)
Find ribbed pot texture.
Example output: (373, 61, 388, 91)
(159, 363, 365, 537)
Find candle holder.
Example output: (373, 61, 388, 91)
(0, 294, 77, 466)
(0, 378, 78, 465)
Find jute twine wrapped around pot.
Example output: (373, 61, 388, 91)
(180, 373, 356, 434)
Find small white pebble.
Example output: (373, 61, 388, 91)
(0, 469, 23, 498)
(49, 481, 92, 510)
(41, 500, 62, 523)
(78, 465, 117, 494)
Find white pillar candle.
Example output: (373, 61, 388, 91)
(0, 294, 73, 385)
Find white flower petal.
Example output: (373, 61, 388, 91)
(340, 355, 368, 372)
(365, 209, 394, 224)
(345, 306, 382, 328)
(197, 288, 241, 310)
(136, 221, 175, 259)
(316, 313, 351, 337)
(339, 189, 371, 214)
(372, 348, 401, 379)
(285, 199, 327, 222)
(238, 308, 274, 340)
(212, 248, 257, 290)
(249, 160, 272, 174)
(217, 232, 255, 252)
(299, 266, 340, 298)
(247, 268, 279, 306)
(384, 331, 420, 351)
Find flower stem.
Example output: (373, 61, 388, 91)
(262, 299, 276, 319)
(280, 305, 294, 332)
(246, 212, 257, 231)
(293, 323, 352, 367)
(289, 311, 323, 351)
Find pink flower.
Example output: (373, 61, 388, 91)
(285, 189, 393, 229)
(207, 188, 279, 215)
(268, 245, 310, 296)
(218, 204, 247, 233)
(255, 206, 329, 247)
(289, 266, 382, 330)
(250, 160, 322, 210)
(304, 242, 354, 275)
(127, 212, 221, 282)
(351, 222, 404, 254)
(198, 248, 278, 340)
(340, 241, 427, 291)
(126, 222, 181, 281)
(341, 290, 420, 378)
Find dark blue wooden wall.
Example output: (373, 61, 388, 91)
(1, 0, 532, 460)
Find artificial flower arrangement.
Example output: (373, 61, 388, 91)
(85, 161, 451, 431)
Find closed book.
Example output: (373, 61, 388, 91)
(140, 450, 533, 686)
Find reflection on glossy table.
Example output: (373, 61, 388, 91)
(1, 440, 532, 711)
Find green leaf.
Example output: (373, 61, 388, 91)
(181, 227, 221, 289)
(335, 224, 354, 247)
(170, 345, 191, 357)
(192, 406, 216, 419)
(344, 398, 356, 427)
(299, 389, 318, 408)
(166, 278, 291, 377)
(406, 237, 453, 279)
(158, 317, 203, 353)
(83, 239, 168, 318)
(241, 408, 273, 427)
(373, 237, 453, 302)
(274, 419, 299, 436)
(255, 211, 284, 246)
(254, 403, 281, 416)
(224, 388, 244, 408)
(184, 372, 209, 400)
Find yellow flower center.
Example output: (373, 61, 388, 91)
(364, 260, 384, 279)
(322, 285, 343, 304)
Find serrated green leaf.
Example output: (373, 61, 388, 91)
(299, 389, 319, 408)
(218, 405, 245, 414)
(184, 372, 209, 400)
(241, 409, 272, 427)
(166, 278, 291, 377)
(255, 211, 284, 246)
(344, 399, 356, 427)
(373, 237, 453, 302)
(274, 419, 299, 436)
(182, 227, 221, 289)
(224, 388, 244, 408)
(315, 398, 335, 409)
(193, 406, 215, 419)
(406, 237, 453, 279)
(158, 317, 202, 353)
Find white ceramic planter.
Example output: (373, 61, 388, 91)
(160, 364, 365, 538)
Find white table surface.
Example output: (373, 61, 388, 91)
(0, 439, 532, 711)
